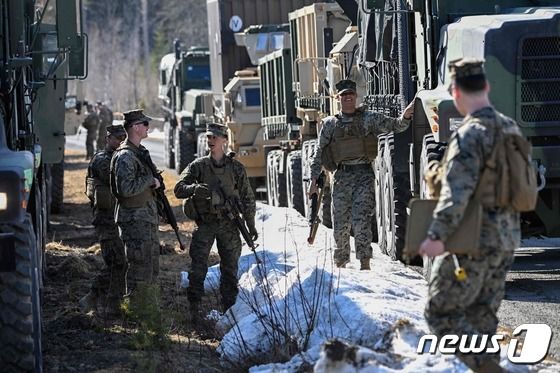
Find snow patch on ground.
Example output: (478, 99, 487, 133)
(185, 203, 559, 372)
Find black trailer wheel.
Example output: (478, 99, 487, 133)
(269, 150, 287, 207)
(320, 178, 332, 229)
(174, 127, 196, 174)
(301, 140, 317, 219)
(163, 121, 175, 169)
(383, 135, 410, 261)
(286, 150, 305, 216)
(0, 216, 42, 372)
(49, 159, 64, 214)
(374, 135, 387, 253)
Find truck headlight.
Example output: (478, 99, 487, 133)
(0, 170, 24, 223)
(0, 193, 7, 210)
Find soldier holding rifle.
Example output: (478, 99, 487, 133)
(308, 79, 414, 270)
(174, 123, 257, 315)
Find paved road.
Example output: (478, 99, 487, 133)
(499, 248, 560, 361)
(66, 131, 167, 168)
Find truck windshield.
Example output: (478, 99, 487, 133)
(245, 87, 261, 107)
(185, 65, 210, 81)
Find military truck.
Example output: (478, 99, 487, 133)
(357, 1, 560, 272)
(258, 2, 353, 223)
(158, 42, 212, 174)
(0, 0, 87, 370)
(206, 0, 318, 195)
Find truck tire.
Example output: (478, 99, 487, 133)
(374, 135, 387, 254)
(301, 140, 317, 218)
(286, 151, 305, 216)
(174, 127, 196, 175)
(49, 159, 64, 214)
(269, 150, 287, 207)
(320, 179, 332, 228)
(382, 135, 411, 261)
(266, 150, 276, 206)
(0, 216, 42, 372)
(163, 121, 175, 169)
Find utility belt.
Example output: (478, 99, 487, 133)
(118, 188, 154, 208)
(337, 163, 372, 172)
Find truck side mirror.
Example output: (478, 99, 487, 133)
(56, 0, 87, 78)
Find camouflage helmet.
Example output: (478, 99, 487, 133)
(206, 123, 228, 138)
(335, 79, 357, 95)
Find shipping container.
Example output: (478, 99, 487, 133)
(207, 0, 319, 95)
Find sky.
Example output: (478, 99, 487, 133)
(182, 203, 560, 372)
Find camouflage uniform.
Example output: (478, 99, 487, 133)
(84, 125, 127, 308)
(96, 103, 114, 151)
(174, 124, 256, 311)
(425, 60, 520, 371)
(310, 106, 410, 266)
(111, 111, 160, 296)
(83, 109, 100, 159)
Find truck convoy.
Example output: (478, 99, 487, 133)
(0, 0, 87, 370)
(158, 0, 560, 275)
(205, 0, 560, 273)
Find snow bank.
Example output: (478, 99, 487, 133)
(188, 203, 558, 372)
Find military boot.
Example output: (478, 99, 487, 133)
(79, 291, 99, 313)
(360, 259, 371, 270)
(335, 258, 349, 269)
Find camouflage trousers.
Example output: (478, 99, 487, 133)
(187, 217, 241, 310)
(117, 221, 160, 295)
(331, 166, 375, 264)
(91, 224, 127, 303)
(425, 249, 515, 370)
(84, 123, 98, 158)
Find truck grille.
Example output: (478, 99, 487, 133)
(518, 37, 560, 124)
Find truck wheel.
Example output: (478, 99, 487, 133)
(49, 159, 64, 214)
(270, 150, 287, 207)
(0, 216, 42, 371)
(163, 121, 175, 169)
(383, 135, 410, 262)
(375, 135, 387, 254)
(286, 151, 304, 215)
(320, 179, 332, 228)
(301, 140, 317, 218)
(174, 127, 196, 174)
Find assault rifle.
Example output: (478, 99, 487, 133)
(215, 186, 261, 263)
(140, 150, 186, 252)
(307, 172, 325, 245)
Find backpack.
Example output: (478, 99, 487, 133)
(494, 127, 538, 212)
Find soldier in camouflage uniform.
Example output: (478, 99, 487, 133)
(80, 124, 127, 314)
(96, 101, 114, 151)
(419, 59, 520, 373)
(111, 109, 161, 300)
(82, 103, 100, 159)
(308, 80, 414, 270)
(174, 123, 257, 314)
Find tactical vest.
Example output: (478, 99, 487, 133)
(183, 155, 240, 221)
(109, 143, 155, 208)
(85, 153, 114, 210)
(323, 111, 377, 171)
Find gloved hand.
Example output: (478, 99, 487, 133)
(247, 219, 258, 242)
(193, 184, 211, 200)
